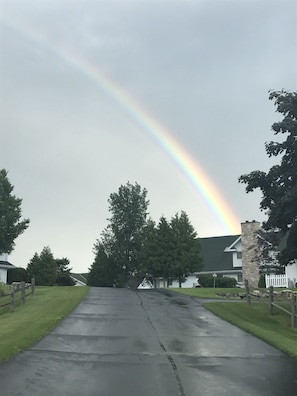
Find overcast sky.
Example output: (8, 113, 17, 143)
(1, 0, 296, 273)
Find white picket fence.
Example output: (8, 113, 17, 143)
(265, 274, 288, 288)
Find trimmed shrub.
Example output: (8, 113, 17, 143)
(198, 275, 214, 287)
(7, 268, 27, 284)
(258, 274, 266, 288)
(217, 276, 237, 288)
(198, 275, 237, 288)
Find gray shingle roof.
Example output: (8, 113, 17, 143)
(70, 273, 87, 284)
(199, 235, 241, 272)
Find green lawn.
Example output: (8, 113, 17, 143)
(172, 288, 297, 358)
(0, 286, 90, 363)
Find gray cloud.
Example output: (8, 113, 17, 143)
(1, 0, 296, 272)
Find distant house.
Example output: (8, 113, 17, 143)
(0, 253, 15, 284)
(161, 234, 242, 289)
(166, 220, 297, 289)
(198, 234, 242, 283)
(70, 273, 87, 286)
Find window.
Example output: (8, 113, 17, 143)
(237, 251, 242, 259)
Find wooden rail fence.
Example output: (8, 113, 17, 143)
(245, 280, 297, 328)
(0, 278, 35, 312)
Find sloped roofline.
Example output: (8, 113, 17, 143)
(224, 236, 241, 252)
(0, 261, 15, 269)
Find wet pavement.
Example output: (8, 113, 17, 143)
(0, 287, 296, 395)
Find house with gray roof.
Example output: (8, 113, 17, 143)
(70, 273, 87, 286)
(197, 234, 242, 283)
(0, 253, 15, 284)
(164, 233, 243, 288)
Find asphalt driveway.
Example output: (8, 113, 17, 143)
(0, 287, 296, 395)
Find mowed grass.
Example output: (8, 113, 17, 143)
(170, 287, 245, 299)
(0, 286, 90, 363)
(204, 301, 297, 358)
(172, 288, 297, 358)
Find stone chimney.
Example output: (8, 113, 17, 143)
(241, 221, 261, 288)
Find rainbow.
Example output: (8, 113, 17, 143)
(1, 16, 240, 235)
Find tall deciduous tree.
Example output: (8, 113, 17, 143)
(0, 169, 30, 254)
(255, 228, 284, 274)
(26, 246, 57, 285)
(239, 90, 297, 264)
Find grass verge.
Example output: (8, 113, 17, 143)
(170, 287, 245, 299)
(0, 286, 90, 363)
(172, 288, 297, 358)
(203, 301, 297, 358)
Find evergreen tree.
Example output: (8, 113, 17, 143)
(0, 169, 30, 254)
(55, 257, 75, 286)
(155, 216, 176, 287)
(170, 211, 203, 287)
(88, 242, 117, 287)
(26, 246, 56, 285)
(136, 218, 158, 284)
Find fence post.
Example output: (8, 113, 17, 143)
(10, 285, 15, 313)
(291, 295, 297, 328)
(31, 278, 35, 298)
(269, 286, 274, 315)
(21, 281, 26, 305)
(245, 279, 251, 306)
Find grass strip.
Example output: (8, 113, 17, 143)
(203, 301, 297, 358)
(170, 287, 245, 299)
(0, 286, 90, 363)
(172, 287, 297, 358)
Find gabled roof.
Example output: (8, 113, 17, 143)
(224, 236, 241, 252)
(71, 273, 87, 285)
(199, 235, 241, 272)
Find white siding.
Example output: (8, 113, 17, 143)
(286, 262, 297, 287)
(232, 240, 242, 268)
(169, 275, 197, 288)
(0, 268, 7, 283)
(0, 253, 8, 261)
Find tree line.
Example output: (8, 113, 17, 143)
(7, 247, 75, 286)
(88, 182, 203, 288)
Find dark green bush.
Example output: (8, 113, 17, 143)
(217, 276, 237, 288)
(258, 274, 266, 288)
(7, 267, 27, 284)
(198, 275, 214, 287)
(55, 274, 75, 286)
(198, 275, 236, 288)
